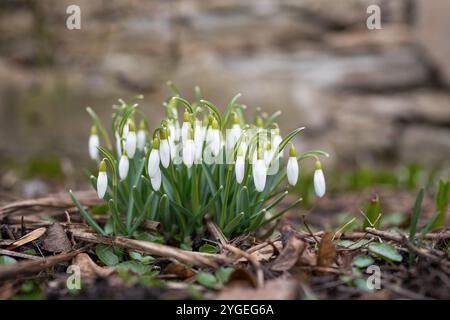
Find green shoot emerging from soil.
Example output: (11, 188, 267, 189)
(70, 86, 329, 244)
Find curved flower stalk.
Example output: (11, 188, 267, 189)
(74, 88, 329, 242)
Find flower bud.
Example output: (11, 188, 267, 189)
(88, 126, 99, 160)
(183, 128, 195, 168)
(125, 121, 137, 158)
(137, 120, 146, 151)
(97, 159, 108, 199)
(148, 138, 160, 177)
(119, 154, 129, 181)
(159, 128, 170, 168)
(150, 167, 161, 191)
(235, 154, 245, 184)
(253, 158, 267, 192)
(314, 160, 326, 197)
(286, 145, 299, 186)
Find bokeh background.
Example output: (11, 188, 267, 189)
(0, 0, 449, 197)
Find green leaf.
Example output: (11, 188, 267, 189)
(352, 255, 374, 268)
(69, 191, 105, 235)
(336, 239, 370, 250)
(409, 188, 424, 242)
(363, 194, 381, 229)
(199, 243, 218, 254)
(196, 272, 219, 289)
(215, 267, 234, 284)
(95, 244, 120, 266)
(116, 261, 152, 275)
(0, 256, 17, 265)
(368, 242, 402, 263)
(432, 180, 449, 230)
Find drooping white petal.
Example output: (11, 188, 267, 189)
(97, 172, 108, 199)
(148, 149, 160, 177)
(227, 124, 241, 151)
(211, 129, 221, 157)
(235, 156, 245, 184)
(286, 157, 299, 186)
(115, 131, 122, 157)
(88, 134, 99, 160)
(181, 122, 190, 143)
(137, 130, 146, 151)
(160, 139, 171, 168)
(118, 155, 129, 181)
(125, 131, 137, 158)
(150, 168, 161, 191)
(272, 134, 282, 150)
(314, 169, 326, 197)
(183, 140, 195, 168)
(253, 159, 267, 192)
(265, 149, 274, 167)
(194, 126, 205, 162)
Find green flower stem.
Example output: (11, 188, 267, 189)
(220, 165, 233, 228)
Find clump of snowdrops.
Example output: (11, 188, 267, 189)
(70, 87, 328, 244)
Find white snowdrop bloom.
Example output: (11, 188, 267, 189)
(118, 154, 129, 181)
(175, 121, 181, 142)
(183, 134, 195, 168)
(115, 131, 122, 157)
(253, 157, 267, 192)
(286, 145, 299, 186)
(271, 129, 282, 151)
(148, 139, 160, 177)
(235, 154, 245, 184)
(96, 160, 108, 199)
(207, 118, 221, 157)
(137, 120, 146, 151)
(264, 142, 274, 167)
(181, 111, 191, 143)
(227, 113, 241, 151)
(314, 161, 326, 198)
(194, 119, 206, 162)
(88, 126, 99, 160)
(159, 128, 170, 168)
(150, 168, 162, 191)
(125, 121, 137, 158)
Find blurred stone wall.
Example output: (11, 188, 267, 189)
(0, 0, 449, 169)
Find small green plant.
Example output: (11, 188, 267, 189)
(71, 86, 328, 244)
(431, 179, 449, 230)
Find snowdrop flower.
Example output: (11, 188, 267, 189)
(97, 159, 108, 199)
(235, 148, 245, 184)
(253, 148, 267, 192)
(118, 153, 129, 181)
(181, 111, 191, 143)
(286, 144, 299, 186)
(314, 160, 326, 197)
(137, 120, 146, 151)
(88, 125, 99, 160)
(125, 121, 137, 158)
(183, 128, 195, 168)
(271, 127, 282, 150)
(194, 117, 207, 162)
(227, 113, 241, 151)
(207, 117, 221, 157)
(115, 131, 122, 158)
(159, 128, 171, 168)
(264, 141, 274, 167)
(150, 167, 161, 191)
(148, 138, 160, 177)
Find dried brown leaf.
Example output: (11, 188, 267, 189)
(164, 262, 196, 279)
(317, 232, 337, 268)
(227, 267, 257, 288)
(271, 236, 306, 271)
(6, 227, 46, 250)
(42, 223, 72, 253)
(72, 253, 115, 277)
